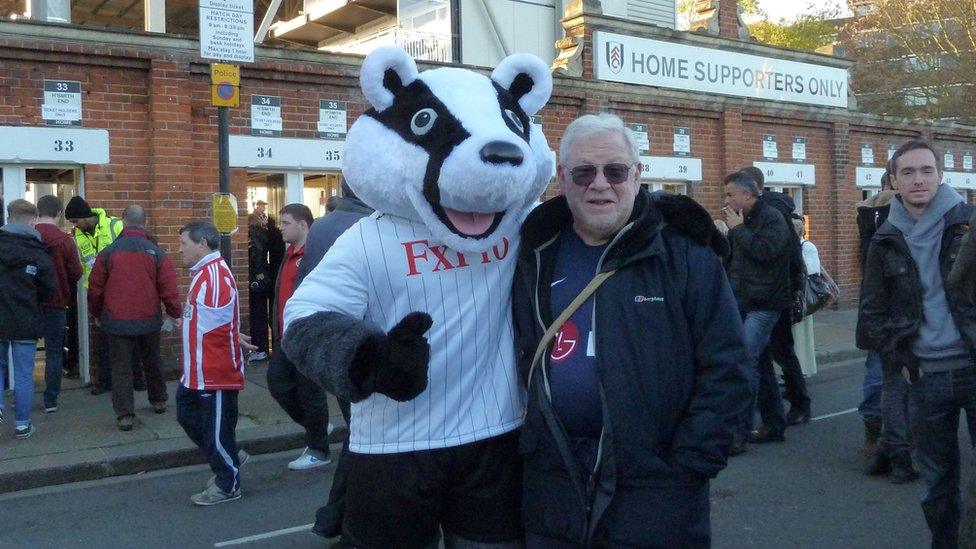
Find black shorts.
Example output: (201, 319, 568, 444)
(341, 430, 522, 549)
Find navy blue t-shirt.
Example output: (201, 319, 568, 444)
(548, 228, 607, 439)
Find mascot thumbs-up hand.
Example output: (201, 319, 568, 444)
(350, 312, 433, 402)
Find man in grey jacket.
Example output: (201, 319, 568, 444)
(857, 140, 976, 549)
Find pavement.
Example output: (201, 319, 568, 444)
(0, 308, 864, 495)
(0, 357, 939, 548)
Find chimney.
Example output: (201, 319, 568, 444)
(719, 0, 744, 39)
(26, 0, 71, 23)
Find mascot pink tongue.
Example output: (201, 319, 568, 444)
(443, 208, 496, 236)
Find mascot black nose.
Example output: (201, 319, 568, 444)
(480, 141, 523, 166)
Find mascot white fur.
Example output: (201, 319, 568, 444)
(283, 46, 553, 547)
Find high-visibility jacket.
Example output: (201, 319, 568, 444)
(74, 208, 123, 287)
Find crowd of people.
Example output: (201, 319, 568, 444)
(1, 115, 975, 546)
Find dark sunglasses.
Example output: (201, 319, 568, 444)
(566, 163, 634, 186)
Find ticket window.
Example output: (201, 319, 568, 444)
(644, 181, 688, 195)
(24, 168, 80, 229)
(764, 185, 804, 214)
(861, 188, 881, 201)
(302, 172, 342, 218)
(246, 172, 286, 223)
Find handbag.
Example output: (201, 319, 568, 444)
(802, 267, 839, 317)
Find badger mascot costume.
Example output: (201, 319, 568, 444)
(283, 46, 553, 547)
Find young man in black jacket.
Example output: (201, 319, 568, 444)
(512, 114, 749, 547)
(0, 199, 57, 439)
(723, 170, 795, 451)
(857, 140, 976, 548)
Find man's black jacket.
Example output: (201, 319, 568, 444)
(512, 189, 750, 546)
(856, 201, 976, 376)
(727, 197, 794, 312)
(0, 227, 57, 340)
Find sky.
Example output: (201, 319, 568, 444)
(754, 0, 853, 22)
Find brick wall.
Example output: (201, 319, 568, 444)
(2, 21, 975, 360)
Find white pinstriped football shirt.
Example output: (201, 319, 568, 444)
(285, 212, 523, 454)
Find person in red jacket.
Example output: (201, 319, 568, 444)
(35, 195, 83, 413)
(177, 221, 247, 506)
(88, 205, 182, 431)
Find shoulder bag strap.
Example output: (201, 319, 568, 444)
(525, 269, 617, 397)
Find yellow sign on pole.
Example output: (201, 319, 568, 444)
(211, 63, 240, 107)
(212, 193, 239, 234)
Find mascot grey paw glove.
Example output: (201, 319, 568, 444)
(351, 312, 433, 402)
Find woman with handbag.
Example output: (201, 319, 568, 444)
(792, 216, 821, 379)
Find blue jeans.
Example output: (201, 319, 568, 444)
(859, 351, 884, 421)
(738, 310, 781, 441)
(41, 308, 67, 408)
(879, 365, 914, 463)
(911, 364, 976, 549)
(0, 340, 39, 427)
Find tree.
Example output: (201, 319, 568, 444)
(747, 5, 842, 52)
(843, 0, 976, 123)
(676, 0, 764, 31)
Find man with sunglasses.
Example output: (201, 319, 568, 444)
(512, 114, 749, 547)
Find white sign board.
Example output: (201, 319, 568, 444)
(673, 127, 691, 156)
(887, 144, 896, 160)
(42, 80, 82, 126)
(855, 167, 886, 188)
(251, 95, 282, 137)
(229, 135, 343, 170)
(792, 137, 806, 161)
(943, 171, 976, 190)
(762, 135, 778, 159)
(640, 156, 703, 182)
(861, 143, 874, 165)
(753, 161, 816, 186)
(965, 152, 973, 171)
(945, 152, 955, 170)
(199, 0, 254, 63)
(593, 31, 849, 108)
(630, 123, 649, 154)
(0, 126, 109, 164)
(318, 100, 347, 139)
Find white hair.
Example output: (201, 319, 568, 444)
(559, 114, 640, 165)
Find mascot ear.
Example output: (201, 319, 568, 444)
(491, 53, 552, 116)
(360, 46, 419, 112)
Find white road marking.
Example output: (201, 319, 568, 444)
(214, 524, 313, 546)
(811, 407, 858, 422)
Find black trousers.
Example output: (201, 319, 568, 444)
(107, 331, 167, 417)
(177, 385, 241, 493)
(248, 290, 271, 354)
(267, 347, 330, 455)
(93, 324, 144, 390)
(761, 312, 811, 412)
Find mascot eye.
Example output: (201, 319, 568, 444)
(505, 109, 525, 133)
(410, 108, 438, 136)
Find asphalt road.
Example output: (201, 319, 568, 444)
(0, 358, 962, 548)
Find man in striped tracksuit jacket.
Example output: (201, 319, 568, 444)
(176, 221, 246, 506)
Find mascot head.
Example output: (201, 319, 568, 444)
(343, 47, 554, 252)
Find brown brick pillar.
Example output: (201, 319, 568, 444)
(828, 119, 858, 306)
(719, 0, 742, 39)
(722, 108, 744, 174)
(148, 59, 195, 373)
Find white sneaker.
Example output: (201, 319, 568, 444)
(248, 351, 269, 362)
(287, 448, 332, 471)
